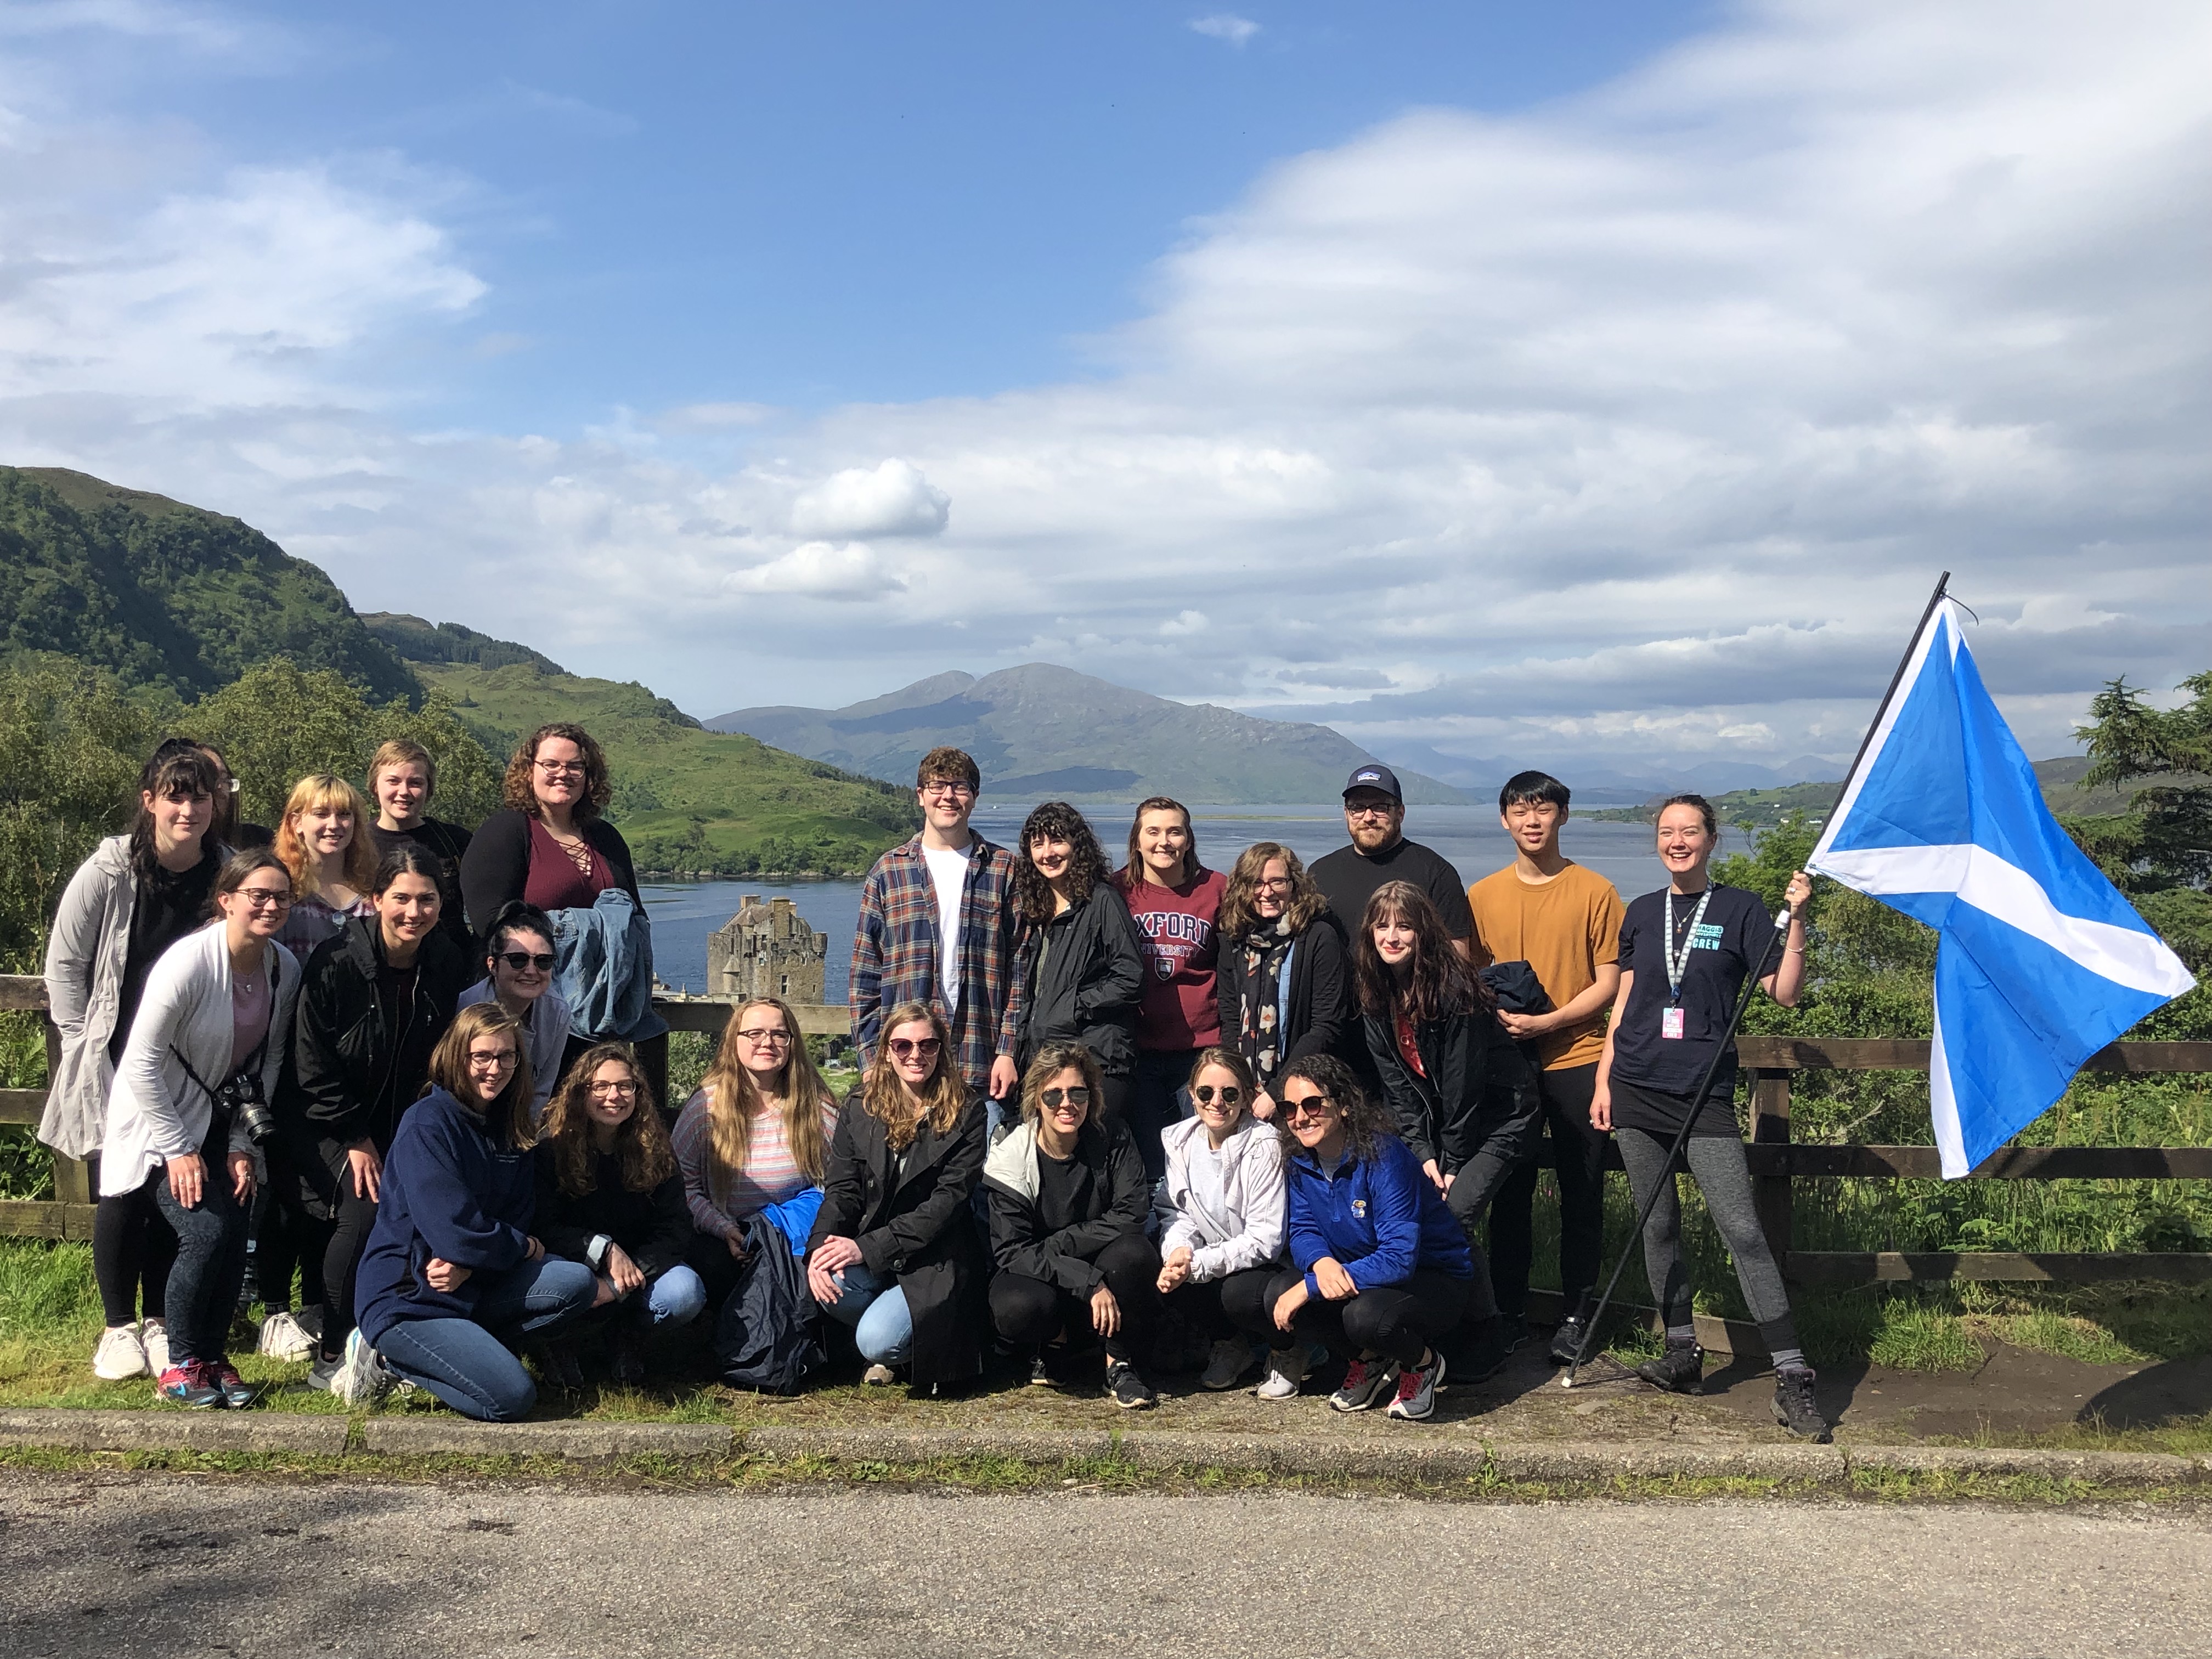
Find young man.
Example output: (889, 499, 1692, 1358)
(1465, 770, 1624, 1364)
(850, 747, 1023, 1103)
(1310, 764, 1475, 962)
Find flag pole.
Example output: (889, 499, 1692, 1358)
(1826, 571, 1951, 819)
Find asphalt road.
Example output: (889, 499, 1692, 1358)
(3, 1472, 2207, 1658)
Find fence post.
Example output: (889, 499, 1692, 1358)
(41, 1013, 91, 1207)
(1750, 1066, 1794, 1278)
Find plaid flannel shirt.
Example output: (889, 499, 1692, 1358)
(850, 833, 1025, 1090)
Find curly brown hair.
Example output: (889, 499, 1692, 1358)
(540, 1042, 677, 1197)
(1216, 840, 1327, 939)
(1273, 1053, 1393, 1164)
(501, 724, 612, 823)
(1352, 879, 1483, 1024)
(1012, 800, 1109, 926)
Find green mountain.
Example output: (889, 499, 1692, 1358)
(711, 662, 1466, 805)
(1588, 758, 2143, 831)
(360, 611, 568, 676)
(0, 466, 418, 701)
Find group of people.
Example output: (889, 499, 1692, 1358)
(40, 729, 1829, 1440)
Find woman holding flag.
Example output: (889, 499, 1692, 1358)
(1590, 793, 1826, 1441)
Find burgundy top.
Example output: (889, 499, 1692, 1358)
(522, 816, 615, 913)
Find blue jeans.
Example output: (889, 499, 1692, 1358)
(148, 1163, 249, 1367)
(619, 1264, 708, 1329)
(376, 1256, 598, 1422)
(821, 1263, 915, 1367)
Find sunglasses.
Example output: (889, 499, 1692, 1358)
(1283, 1094, 1335, 1120)
(1192, 1085, 1244, 1106)
(1040, 1086, 1091, 1110)
(888, 1037, 942, 1059)
(496, 951, 555, 972)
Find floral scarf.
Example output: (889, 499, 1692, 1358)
(1235, 918, 1295, 1082)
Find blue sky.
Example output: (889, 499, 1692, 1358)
(1, 0, 2204, 770)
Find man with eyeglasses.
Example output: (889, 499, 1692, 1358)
(1310, 764, 1476, 974)
(851, 747, 1024, 1108)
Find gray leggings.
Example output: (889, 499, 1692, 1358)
(1614, 1127, 1797, 1348)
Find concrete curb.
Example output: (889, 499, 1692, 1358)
(0, 1407, 348, 1455)
(742, 1425, 1115, 1465)
(1487, 1440, 1849, 1483)
(359, 1418, 736, 1459)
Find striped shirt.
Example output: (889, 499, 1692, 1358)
(850, 833, 1025, 1091)
(672, 1084, 838, 1240)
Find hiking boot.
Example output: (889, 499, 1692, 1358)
(1635, 1341, 1707, 1394)
(208, 1360, 257, 1410)
(1548, 1314, 1594, 1367)
(140, 1319, 171, 1377)
(1387, 1350, 1448, 1422)
(1027, 1354, 1054, 1387)
(256, 1309, 317, 1363)
(156, 1360, 223, 1409)
(94, 1323, 148, 1381)
(1199, 1339, 1259, 1391)
(1773, 1365, 1832, 1442)
(1328, 1353, 1398, 1413)
(1106, 1361, 1157, 1410)
(1454, 1317, 1513, 1384)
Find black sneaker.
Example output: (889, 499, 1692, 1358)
(1455, 1317, 1514, 1384)
(1548, 1314, 1593, 1367)
(532, 1342, 586, 1392)
(607, 1334, 646, 1387)
(1635, 1342, 1707, 1393)
(1773, 1365, 1831, 1441)
(1106, 1361, 1156, 1410)
(1027, 1354, 1053, 1387)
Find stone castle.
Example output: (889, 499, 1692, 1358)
(706, 895, 828, 1005)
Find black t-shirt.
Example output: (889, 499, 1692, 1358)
(1609, 882, 1776, 1132)
(1311, 836, 1474, 943)
(1035, 1145, 1104, 1241)
(369, 819, 475, 956)
(373, 960, 436, 1135)
(109, 850, 223, 1063)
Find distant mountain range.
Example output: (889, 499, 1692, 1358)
(1374, 740, 1845, 806)
(710, 664, 1465, 804)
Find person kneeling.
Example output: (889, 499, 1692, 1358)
(1261, 1055, 1474, 1421)
(347, 1005, 597, 1419)
(534, 1044, 703, 1386)
(984, 1043, 1162, 1409)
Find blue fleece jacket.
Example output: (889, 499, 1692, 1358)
(1285, 1132, 1472, 1297)
(357, 1087, 536, 1345)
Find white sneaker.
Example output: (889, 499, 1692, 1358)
(139, 1319, 171, 1377)
(1200, 1338, 1259, 1391)
(1255, 1346, 1310, 1400)
(862, 1363, 899, 1386)
(334, 1327, 392, 1408)
(256, 1310, 317, 1362)
(93, 1323, 148, 1380)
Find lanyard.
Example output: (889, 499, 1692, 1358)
(1662, 887, 1714, 1006)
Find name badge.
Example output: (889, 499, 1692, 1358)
(1661, 1006, 1686, 1040)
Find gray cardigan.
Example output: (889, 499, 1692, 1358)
(41, 837, 137, 1159)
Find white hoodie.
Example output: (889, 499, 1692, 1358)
(1151, 1113, 1286, 1282)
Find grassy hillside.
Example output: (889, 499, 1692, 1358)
(416, 662, 915, 876)
(1587, 758, 2164, 831)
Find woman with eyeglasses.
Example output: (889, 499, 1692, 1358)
(1259, 1054, 1473, 1421)
(1011, 801, 1144, 1125)
(458, 901, 573, 1127)
(1214, 842, 1350, 1122)
(345, 1003, 599, 1419)
(1111, 797, 1228, 1182)
(285, 843, 471, 1395)
(983, 1042, 1161, 1409)
(1152, 1047, 1286, 1390)
(532, 1045, 702, 1385)
(272, 774, 380, 958)
(808, 1002, 988, 1390)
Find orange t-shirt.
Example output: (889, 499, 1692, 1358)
(1466, 861, 1626, 1071)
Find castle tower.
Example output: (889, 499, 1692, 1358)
(706, 895, 827, 1004)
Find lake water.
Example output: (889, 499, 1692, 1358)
(644, 802, 1747, 1003)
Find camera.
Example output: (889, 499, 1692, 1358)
(219, 1070, 279, 1147)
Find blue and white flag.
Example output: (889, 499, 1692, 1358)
(1809, 600, 2195, 1177)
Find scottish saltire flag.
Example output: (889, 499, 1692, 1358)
(1808, 600, 2195, 1178)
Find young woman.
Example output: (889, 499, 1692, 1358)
(366, 738, 474, 957)
(195, 743, 272, 850)
(1356, 879, 1542, 1381)
(43, 741, 225, 1381)
(347, 1003, 600, 1418)
(1214, 842, 1350, 1120)
(458, 902, 574, 1125)
(101, 849, 301, 1407)
(1011, 801, 1144, 1124)
(459, 723, 667, 1106)
(1152, 1047, 1286, 1391)
(983, 1042, 1161, 1409)
(808, 1002, 988, 1390)
(1592, 794, 1826, 1440)
(1110, 797, 1227, 1181)
(272, 774, 379, 958)
(672, 997, 838, 1307)
(285, 844, 470, 1386)
(532, 1044, 703, 1384)
(1260, 1054, 1474, 1421)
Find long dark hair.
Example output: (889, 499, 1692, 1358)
(1353, 879, 1482, 1024)
(1274, 1053, 1393, 1164)
(128, 741, 221, 881)
(371, 842, 444, 898)
(540, 1042, 676, 1196)
(480, 900, 557, 966)
(1120, 795, 1200, 891)
(1012, 801, 1109, 926)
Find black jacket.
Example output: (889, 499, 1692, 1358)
(370, 818, 475, 957)
(1214, 916, 1350, 1077)
(1014, 885, 1145, 1075)
(532, 1143, 693, 1281)
(1364, 1004, 1541, 1176)
(459, 808, 641, 941)
(286, 916, 470, 1170)
(806, 1092, 989, 1386)
(982, 1116, 1150, 1294)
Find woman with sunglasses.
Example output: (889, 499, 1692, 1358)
(459, 902, 573, 1126)
(983, 1042, 1161, 1409)
(1214, 842, 1349, 1121)
(1259, 1054, 1473, 1421)
(808, 1002, 988, 1390)
(1153, 1047, 1286, 1390)
(345, 1003, 599, 1419)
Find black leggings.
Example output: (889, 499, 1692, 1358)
(990, 1233, 1161, 1365)
(1488, 1062, 1608, 1317)
(92, 1170, 176, 1328)
(1262, 1266, 1471, 1370)
(314, 1184, 378, 1361)
(1169, 1266, 1278, 1342)
(254, 1152, 326, 1311)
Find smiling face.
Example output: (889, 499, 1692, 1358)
(218, 867, 294, 942)
(1035, 1063, 1090, 1138)
(1028, 832, 1072, 885)
(464, 1030, 521, 1106)
(489, 926, 554, 1003)
(916, 775, 975, 837)
(1279, 1077, 1344, 1154)
(584, 1058, 638, 1132)
(1502, 797, 1564, 858)
(1136, 808, 1191, 883)
(1343, 789, 1403, 854)
(293, 799, 355, 862)
(1371, 907, 1418, 971)
(733, 1001, 797, 1084)
(884, 1017, 940, 1090)
(1656, 804, 1716, 881)
(377, 871, 442, 953)
(532, 736, 588, 814)
(375, 763, 431, 827)
(144, 785, 215, 854)
(1190, 1061, 1247, 1135)
(1253, 857, 1291, 921)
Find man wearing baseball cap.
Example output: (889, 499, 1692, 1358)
(1310, 764, 1476, 981)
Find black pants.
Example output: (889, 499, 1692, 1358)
(1168, 1266, 1278, 1342)
(313, 1183, 378, 1361)
(254, 1145, 325, 1311)
(92, 1162, 176, 1328)
(1488, 1062, 1608, 1319)
(1127, 1047, 1200, 1182)
(990, 1233, 1161, 1365)
(1261, 1266, 1470, 1370)
(1442, 1142, 1519, 1327)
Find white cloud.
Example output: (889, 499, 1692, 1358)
(724, 540, 902, 600)
(1189, 15, 1261, 48)
(787, 458, 950, 539)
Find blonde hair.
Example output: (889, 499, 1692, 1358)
(697, 997, 833, 1205)
(275, 774, 379, 903)
(860, 1001, 966, 1151)
(369, 738, 437, 796)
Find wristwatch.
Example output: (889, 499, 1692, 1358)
(585, 1234, 612, 1269)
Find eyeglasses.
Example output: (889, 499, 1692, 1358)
(919, 781, 975, 800)
(1344, 803, 1397, 821)
(1192, 1085, 1244, 1106)
(888, 1037, 942, 1059)
(589, 1080, 638, 1098)
(235, 889, 294, 910)
(736, 1027, 793, 1045)
(1040, 1086, 1091, 1110)
(467, 1051, 520, 1070)
(535, 759, 586, 776)
(1252, 877, 1292, 893)
(1283, 1094, 1335, 1120)
(496, 951, 555, 972)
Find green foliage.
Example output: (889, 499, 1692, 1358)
(360, 611, 568, 676)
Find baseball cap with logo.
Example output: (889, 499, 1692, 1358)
(1342, 764, 1403, 802)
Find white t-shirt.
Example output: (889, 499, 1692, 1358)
(921, 840, 972, 1013)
